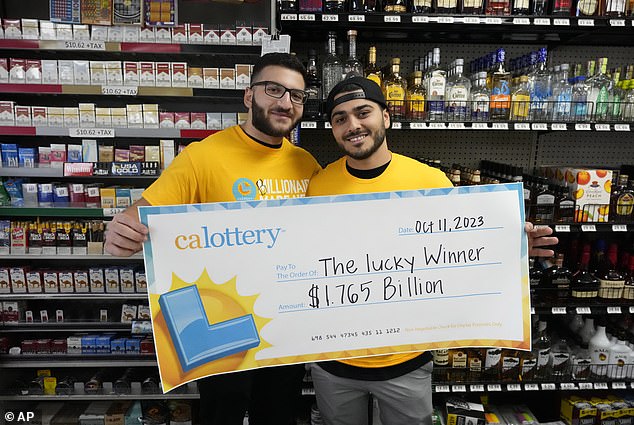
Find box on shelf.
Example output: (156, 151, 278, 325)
(108, 25, 124, 42)
(74, 271, 89, 292)
(140, 27, 156, 42)
(90, 61, 107, 85)
(26, 271, 42, 293)
(145, 145, 160, 162)
(9, 58, 25, 84)
(105, 267, 120, 293)
(203, 67, 219, 89)
(222, 113, 237, 129)
(172, 25, 187, 43)
(0, 58, 8, 83)
(0, 268, 9, 293)
(43, 271, 59, 293)
(446, 398, 486, 425)
(14, 106, 32, 127)
(124, 61, 140, 86)
(25, 60, 42, 84)
(111, 107, 127, 127)
(159, 112, 175, 128)
(79, 103, 96, 128)
(235, 64, 251, 90)
(174, 112, 190, 129)
(91, 24, 108, 41)
(58, 60, 74, 85)
(106, 61, 123, 85)
(156, 27, 172, 43)
(190, 112, 206, 129)
(160, 139, 175, 169)
(0, 102, 14, 126)
(89, 268, 105, 293)
(155, 62, 172, 87)
(32, 107, 47, 126)
(220, 68, 236, 89)
(188, 23, 203, 43)
(47, 107, 63, 127)
(207, 113, 222, 130)
(9, 267, 27, 292)
(55, 23, 73, 40)
(73, 24, 90, 40)
(123, 26, 140, 42)
(127, 104, 144, 128)
(3, 19, 22, 39)
(143, 104, 159, 128)
(73, 60, 90, 85)
(203, 24, 220, 44)
(252, 24, 269, 45)
(220, 26, 237, 45)
(21, 18, 39, 40)
(39, 21, 56, 40)
(561, 396, 597, 425)
(236, 22, 252, 45)
(188, 67, 203, 88)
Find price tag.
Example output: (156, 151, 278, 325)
(429, 122, 447, 129)
(581, 224, 596, 232)
(452, 385, 466, 392)
(513, 17, 531, 25)
(578, 18, 594, 26)
(485, 17, 502, 24)
(435, 385, 450, 393)
(595, 124, 610, 131)
(464, 16, 480, 24)
(103, 208, 125, 217)
(410, 122, 426, 130)
(530, 307, 535, 314)
(391, 122, 402, 129)
(412, 16, 429, 23)
(594, 382, 609, 390)
(301, 121, 317, 129)
(561, 383, 577, 390)
(576, 307, 592, 315)
(579, 382, 593, 390)
(613, 224, 628, 232)
(438, 16, 455, 24)
(532, 123, 548, 131)
(299, 14, 315, 21)
(541, 383, 556, 390)
(515, 123, 530, 130)
(487, 384, 502, 392)
(534, 18, 551, 25)
(554, 18, 570, 25)
(493, 122, 509, 130)
(552, 307, 567, 314)
(607, 306, 622, 314)
(575, 123, 591, 131)
(101, 86, 139, 96)
(61, 40, 105, 50)
(348, 15, 365, 22)
(610, 19, 625, 26)
(525, 383, 539, 391)
(612, 382, 627, 389)
(552, 123, 567, 130)
(615, 124, 631, 131)
(448, 122, 465, 129)
(384, 15, 401, 23)
(281, 14, 297, 20)
(507, 384, 522, 391)
(321, 14, 339, 21)
(470, 384, 485, 392)
(69, 128, 115, 138)
(324, 122, 332, 129)
(472, 122, 489, 129)
(555, 225, 571, 233)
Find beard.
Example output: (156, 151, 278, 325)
(251, 95, 301, 137)
(337, 125, 386, 161)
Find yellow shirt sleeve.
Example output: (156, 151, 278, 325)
(142, 147, 202, 206)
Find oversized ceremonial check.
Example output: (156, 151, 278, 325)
(139, 182, 530, 392)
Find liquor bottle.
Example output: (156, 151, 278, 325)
(510, 75, 530, 121)
(470, 72, 490, 121)
(365, 46, 382, 87)
(612, 175, 634, 222)
(412, 0, 434, 12)
(552, 0, 572, 14)
(519, 349, 537, 380)
(541, 253, 572, 299)
(604, 0, 627, 15)
(623, 80, 634, 121)
(384, 0, 408, 12)
(462, 0, 484, 13)
(299, 0, 323, 11)
(349, 0, 379, 11)
(571, 247, 600, 299)
(571, 343, 592, 380)
(383, 58, 407, 120)
(535, 321, 552, 379)
(344, 30, 363, 78)
(483, 347, 502, 380)
(279, 0, 298, 12)
(426, 48, 446, 121)
(323, 0, 346, 12)
(569, 313, 585, 333)
(432, 349, 449, 381)
(623, 255, 634, 300)
(554, 185, 575, 223)
(572, 76, 590, 121)
(512, 0, 530, 14)
(589, 319, 612, 377)
(406, 71, 426, 121)
(587, 57, 613, 121)
(448, 349, 468, 382)
(501, 349, 521, 381)
(609, 69, 624, 120)
(528, 48, 553, 121)
(486, 0, 510, 14)
(553, 63, 573, 121)
(445, 59, 471, 121)
(304, 49, 322, 120)
(435, 0, 458, 13)
(576, 0, 600, 14)
(529, 258, 544, 290)
(534, 180, 555, 223)
(579, 317, 595, 344)
(322, 32, 343, 100)
(532, 0, 549, 14)
(598, 243, 626, 299)
(490, 48, 511, 120)
(607, 333, 631, 379)
(551, 336, 572, 378)
(467, 348, 484, 381)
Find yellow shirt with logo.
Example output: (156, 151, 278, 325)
(143, 125, 321, 205)
(307, 152, 452, 369)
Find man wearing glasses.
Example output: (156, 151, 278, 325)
(105, 53, 321, 425)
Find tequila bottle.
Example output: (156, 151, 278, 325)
(587, 58, 613, 121)
(383, 58, 407, 120)
(470, 72, 490, 121)
(572, 76, 589, 121)
(344, 30, 363, 78)
(304, 49, 322, 120)
(528, 47, 553, 121)
(365, 46, 382, 87)
(322, 32, 343, 100)
(490, 48, 511, 120)
(510, 75, 530, 121)
(426, 48, 447, 121)
(553, 63, 573, 121)
(446, 59, 471, 121)
(407, 71, 426, 121)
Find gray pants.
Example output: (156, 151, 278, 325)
(310, 362, 433, 425)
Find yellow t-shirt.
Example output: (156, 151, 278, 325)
(143, 125, 321, 205)
(307, 152, 452, 369)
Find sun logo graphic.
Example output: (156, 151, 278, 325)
(232, 178, 257, 201)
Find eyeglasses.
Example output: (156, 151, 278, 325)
(250, 81, 309, 105)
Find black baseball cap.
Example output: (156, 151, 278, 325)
(324, 77, 388, 121)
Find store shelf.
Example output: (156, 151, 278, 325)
(0, 207, 123, 217)
(279, 13, 634, 44)
(2, 322, 133, 332)
(0, 254, 143, 260)
(538, 223, 631, 233)
(0, 126, 218, 139)
(299, 121, 633, 132)
(0, 293, 147, 300)
(0, 84, 245, 99)
(0, 356, 156, 368)
(431, 381, 631, 393)
(0, 39, 262, 56)
(0, 393, 199, 401)
(531, 302, 634, 316)
(0, 167, 159, 179)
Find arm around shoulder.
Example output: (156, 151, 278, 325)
(104, 197, 152, 257)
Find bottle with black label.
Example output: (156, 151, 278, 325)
(501, 349, 521, 381)
(534, 321, 552, 379)
(432, 349, 449, 381)
(483, 347, 502, 380)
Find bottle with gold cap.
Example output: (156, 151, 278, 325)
(383, 58, 407, 120)
(364, 46, 382, 88)
(406, 71, 426, 121)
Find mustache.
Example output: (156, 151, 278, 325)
(270, 108, 293, 117)
(344, 129, 367, 139)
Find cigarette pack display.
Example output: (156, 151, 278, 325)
(203, 68, 219, 89)
(155, 27, 171, 43)
(58, 60, 74, 84)
(188, 24, 203, 43)
(138, 304, 151, 319)
(82, 139, 98, 162)
(111, 107, 127, 127)
(1, 143, 18, 167)
(67, 144, 82, 162)
(120, 268, 135, 293)
(38, 183, 54, 205)
(172, 25, 187, 43)
(125, 337, 141, 354)
(79, 103, 96, 128)
(123, 26, 140, 42)
(155, 62, 171, 87)
(116, 187, 132, 207)
(85, 184, 101, 207)
(59, 271, 74, 293)
(91, 24, 108, 41)
(105, 267, 120, 293)
(23, 184, 38, 207)
(173, 112, 189, 129)
(41, 60, 58, 84)
(143, 104, 159, 128)
(203, 24, 220, 44)
(73, 60, 90, 85)
(89, 268, 105, 292)
(50, 143, 67, 168)
(95, 107, 111, 127)
(124, 61, 140, 86)
(90, 61, 107, 85)
(126, 104, 143, 128)
(96, 335, 112, 353)
(63, 107, 79, 128)
(129, 145, 145, 161)
(81, 335, 97, 354)
(236, 23, 252, 45)
(0, 102, 14, 126)
(0, 222, 9, 256)
(252, 24, 268, 45)
(106, 61, 124, 85)
(53, 183, 70, 204)
(10, 267, 27, 292)
(18, 148, 36, 168)
(130, 187, 145, 202)
(47, 107, 64, 127)
(235, 64, 251, 90)
(40, 21, 56, 40)
(187, 67, 203, 88)
(98, 145, 114, 162)
(160, 139, 175, 169)
(66, 335, 82, 354)
(220, 68, 236, 89)
(222, 113, 237, 129)
(238, 113, 248, 125)
(140, 27, 156, 42)
(56, 23, 73, 39)
(2, 301, 19, 323)
(43, 271, 59, 293)
(207, 113, 221, 130)
(145, 145, 160, 162)
(121, 304, 137, 323)
(220, 26, 237, 45)
(0, 58, 8, 83)
(73, 24, 90, 40)
(15, 107, 32, 127)
(25, 60, 42, 84)
(27, 272, 43, 293)
(9, 58, 25, 84)
(140, 62, 155, 87)
(3, 19, 22, 39)
(100, 187, 116, 208)
(159, 112, 174, 128)
(21, 19, 40, 39)
(0, 268, 10, 293)
(108, 25, 124, 42)
(114, 148, 130, 162)
(32, 107, 48, 126)
(190, 112, 206, 129)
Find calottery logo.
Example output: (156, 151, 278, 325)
(232, 178, 257, 201)
(175, 226, 283, 250)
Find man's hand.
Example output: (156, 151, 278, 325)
(525, 222, 558, 257)
(105, 201, 150, 257)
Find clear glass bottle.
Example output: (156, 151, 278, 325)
(304, 49, 322, 120)
(462, 0, 485, 13)
(279, 0, 298, 12)
(604, 0, 627, 16)
(490, 48, 511, 120)
(407, 71, 426, 121)
(512, 0, 530, 14)
(510, 75, 531, 121)
(365, 46, 382, 88)
(528, 47, 553, 121)
(344, 30, 363, 79)
(587, 57, 613, 121)
(553, 63, 573, 121)
(470, 72, 490, 121)
(576, 0, 600, 14)
(609, 69, 624, 120)
(426, 48, 446, 121)
(623, 80, 634, 121)
(572, 76, 590, 121)
(383, 58, 407, 121)
(446, 59, 471, 121)
(384, 0, 408, 12)
(322, 32, 343, 100)
(435, 0, 458, 13)
(551, 336, 572, 378)
(412, 0, 434, 12)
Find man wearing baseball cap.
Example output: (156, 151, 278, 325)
(306, 77, 557, 425)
